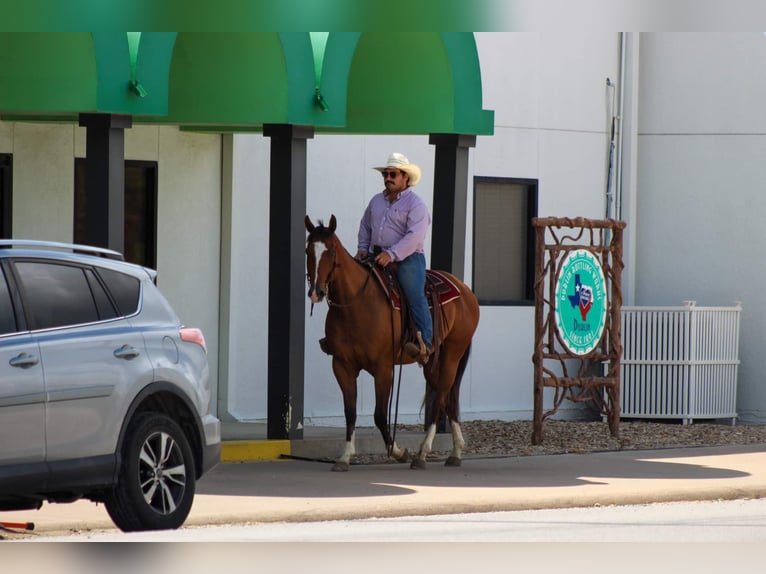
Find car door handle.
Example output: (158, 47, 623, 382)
(9, 352, 39, 369)
(113, 345, 140, 360)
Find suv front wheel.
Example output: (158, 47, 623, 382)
(105, 412, 196, 532)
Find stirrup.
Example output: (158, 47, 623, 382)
(404, 331, 430, 363)
(403, 340, 421, 358)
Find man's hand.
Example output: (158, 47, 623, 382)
(375, 251, 393, 267)
(354, 250, 367, 261)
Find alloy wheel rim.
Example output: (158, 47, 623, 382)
(138, 430, 187, 515)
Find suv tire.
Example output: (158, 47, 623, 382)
(105, 412, 196, 532)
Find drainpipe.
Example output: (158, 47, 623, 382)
(605, 32, 626, 222)
(615, 32, 627, 220)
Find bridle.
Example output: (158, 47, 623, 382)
(307, 237, 374, 313)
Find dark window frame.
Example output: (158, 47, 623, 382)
(73, 158, 158, 268)
(472, 176, 538, 307)
(1, 153, 12, 239)
(0, 264, 18, 335)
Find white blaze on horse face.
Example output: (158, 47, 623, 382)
(310, 239, 329, 303)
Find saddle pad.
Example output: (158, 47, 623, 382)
(372, 267, 461, 310)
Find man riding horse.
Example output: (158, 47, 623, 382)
(354, 152, 432, 365)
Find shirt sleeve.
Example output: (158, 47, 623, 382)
(388, 199, 430, 262)
(357, 199, 373, 253)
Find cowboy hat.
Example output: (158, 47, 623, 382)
(373, 152, 421, 187)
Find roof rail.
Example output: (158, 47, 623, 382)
(0, 239, 125, 261)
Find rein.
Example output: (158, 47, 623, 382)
(326, 261, 374, 308)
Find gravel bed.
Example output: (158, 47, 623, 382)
(353, 419, 766, 464)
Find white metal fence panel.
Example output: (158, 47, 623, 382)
(619, 301, 741, 424)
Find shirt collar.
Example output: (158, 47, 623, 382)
(384, 187, 412, 203)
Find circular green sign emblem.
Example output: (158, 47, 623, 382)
(554, 249, 608, 355)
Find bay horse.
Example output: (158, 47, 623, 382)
(305, 214, 480, 471)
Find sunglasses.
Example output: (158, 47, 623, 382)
(381, 170, 403, 179)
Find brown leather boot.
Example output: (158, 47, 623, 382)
(404, 331, 430, 364)
(403, 341, 421, 358)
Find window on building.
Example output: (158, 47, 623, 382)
(472, 177, 538, 305)
(74, 159, 158, 268)
(1, 154, 11, 239)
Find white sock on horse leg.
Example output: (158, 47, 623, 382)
(418, 423, 438, 460)
(390, 442, 406, 459)
(450, 420, 465, 459)
(338, 431, 356, 464)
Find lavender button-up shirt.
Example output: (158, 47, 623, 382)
(357, 188, 431, 262)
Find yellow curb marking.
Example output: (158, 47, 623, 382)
(221, 440, 291, 462)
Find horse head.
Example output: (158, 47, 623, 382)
(305, 215, 338, 303)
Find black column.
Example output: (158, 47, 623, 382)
(78, 113, 132, 254)
(428, 134, 476, 432)
(428, 134, 476, 280)
(263, 124, 314, 440)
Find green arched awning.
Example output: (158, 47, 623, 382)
(0, 32, 320, 126)
(316, 32, 494, 135)
(0, 32, 176, 119)
(0, 32, 493, 135)
(162, 32, 320, 128)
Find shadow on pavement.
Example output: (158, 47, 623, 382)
(196, 445, 759, 499)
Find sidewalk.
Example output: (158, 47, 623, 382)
(218, 421, 454, 462)
(3, 441, 766, 539)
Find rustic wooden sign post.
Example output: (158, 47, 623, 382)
(531, 217, 626, 445)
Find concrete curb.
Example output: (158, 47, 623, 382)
(220, 432, 452, 462)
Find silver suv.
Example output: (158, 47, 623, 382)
(0, 240, 220, 531)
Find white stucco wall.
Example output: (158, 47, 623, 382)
(0, 122, 222, 405)
(222, 32, 622, 426)
(1, 31, 635, 428)
(635, 33, 766, 423)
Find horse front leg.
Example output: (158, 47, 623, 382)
(332, 360, 358, 472)
(373, 371, 409, 463)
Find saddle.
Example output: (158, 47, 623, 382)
(368, 262, 461, 365)
(370, 266, 461, 310)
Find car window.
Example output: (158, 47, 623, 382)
(14, 261, 100, 330)
(85, 268, 118, 321)
(97, 267, 140, 316)
(0, 266, 17, 335)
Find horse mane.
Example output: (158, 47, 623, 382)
(307, 220, 335, 242)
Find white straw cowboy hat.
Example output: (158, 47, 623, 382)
(373, 152, 421, 187)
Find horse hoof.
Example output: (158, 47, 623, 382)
(332, 461, 350, 472)
(445, 456, 462, 467)
(394, 448, 410, 463)
(410, 458, 427, 470)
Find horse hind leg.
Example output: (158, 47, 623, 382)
(410, 422, 437, 470)
(445, 421, 465, 467)
(443, 377, 465, 466)
(411, 349, 466, 469)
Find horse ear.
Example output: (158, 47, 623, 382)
(329, 214, 337, 233)
(305, 215, 315, 233)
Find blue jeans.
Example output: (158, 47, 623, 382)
(397, 252, 432, 349)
